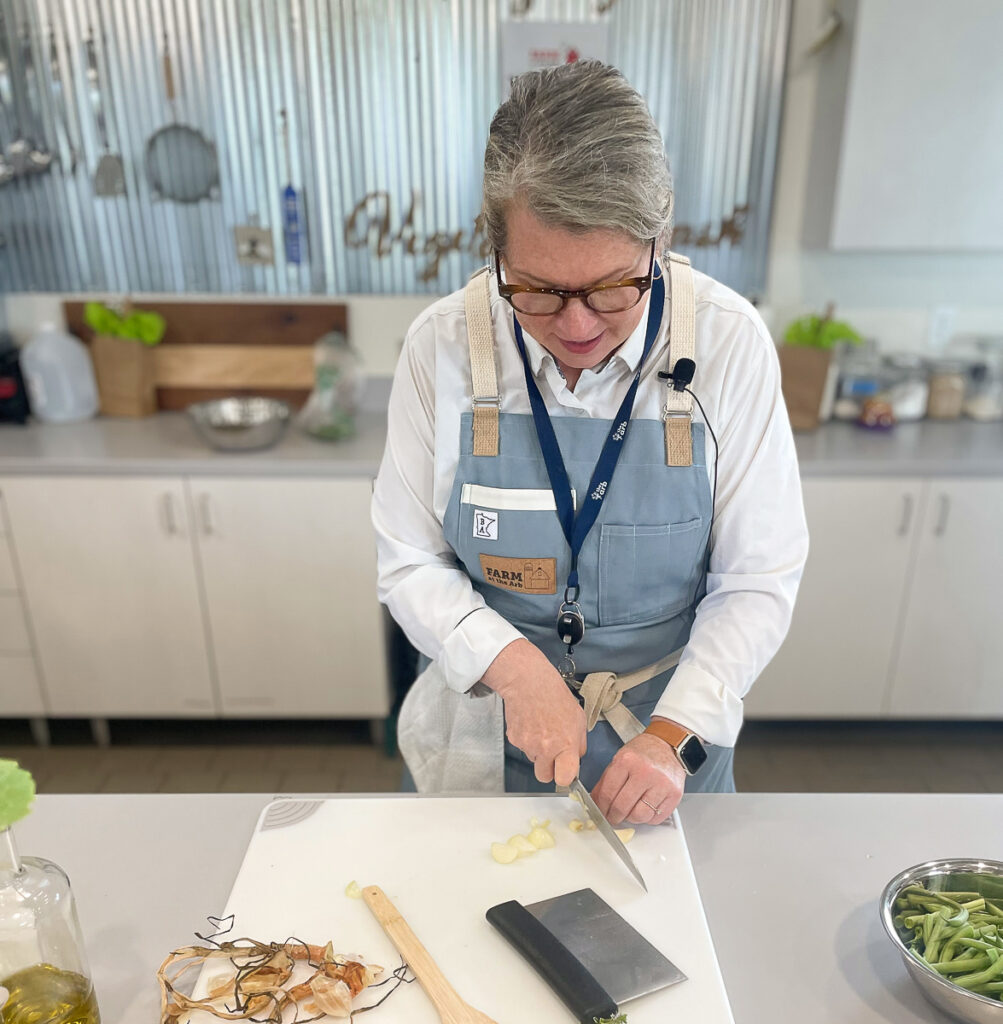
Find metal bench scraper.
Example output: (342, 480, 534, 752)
(486, 887, 686, 1023)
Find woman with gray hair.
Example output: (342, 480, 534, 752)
(372, 60, 807, 825)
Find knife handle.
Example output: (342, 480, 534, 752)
(486, 900, 619, 1024)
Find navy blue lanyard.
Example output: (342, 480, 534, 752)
(512, 265, 665, 602)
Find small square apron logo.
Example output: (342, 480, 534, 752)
(473, 509, 498, 540)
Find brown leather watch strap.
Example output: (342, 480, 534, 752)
(644, 718, 695, 751)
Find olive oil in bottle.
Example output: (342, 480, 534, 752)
(1, 762, 102, 1024)
(2, 962, 101, 1024)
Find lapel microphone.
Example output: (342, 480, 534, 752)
(658, 357, 696, 391)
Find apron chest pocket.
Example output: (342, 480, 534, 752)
(598, 517, 705, 626)
(455, 484, 576, 549)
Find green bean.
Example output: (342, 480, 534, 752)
(931, 956, 991, 975)
(952, 953, 1003, 989)
(956, 938, 999, 954)
(941, 925, 977, 962)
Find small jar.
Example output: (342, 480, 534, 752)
(965, 363, 1003, 422)
(296, 330, 364, 442)
(926, 359, 967, 420)
(883, 354, 929, 422)
(835, 342, 884, 421)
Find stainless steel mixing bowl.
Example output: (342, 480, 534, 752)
(187, 397, 291, 451)
(881, 858, 1003, 1024)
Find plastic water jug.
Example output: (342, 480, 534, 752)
(20, 323, 99, 423)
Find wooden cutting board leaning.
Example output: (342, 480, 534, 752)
(64, 300, 347, 412)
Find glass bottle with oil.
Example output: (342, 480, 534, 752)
(1, 825, 100, 1024)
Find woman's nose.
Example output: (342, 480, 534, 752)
(553, 297, 602, 339)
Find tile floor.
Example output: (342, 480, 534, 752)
(1, 718, 1000, 794)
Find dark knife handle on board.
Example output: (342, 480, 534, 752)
(485, 900, 619, 1024)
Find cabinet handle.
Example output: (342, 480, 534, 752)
(897, 494, 914, 537)
(161, 493, 179, 536)
(199, 494, 214, 536)
(934, 495, 951, 537)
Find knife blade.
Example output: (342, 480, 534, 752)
(570, 777, 647, 892)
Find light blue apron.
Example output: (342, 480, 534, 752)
(438, 366, 736, 794)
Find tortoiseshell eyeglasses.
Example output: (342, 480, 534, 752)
(494, 238, 657, 316)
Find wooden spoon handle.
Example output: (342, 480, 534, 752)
(362, 885, 479, 1023)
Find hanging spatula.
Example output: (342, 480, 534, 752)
(85, 30, 125, 196)
(362, 885, 498, 1024)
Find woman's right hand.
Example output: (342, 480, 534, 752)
(481, 638, 587, 786)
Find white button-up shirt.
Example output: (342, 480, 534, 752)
(372, 267, 808, 746)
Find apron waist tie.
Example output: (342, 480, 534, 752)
(576, 647, 684, 744)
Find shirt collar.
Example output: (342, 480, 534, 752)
(514, 290, 655, 380)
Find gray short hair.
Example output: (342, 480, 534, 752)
(482, 60, 674, 254)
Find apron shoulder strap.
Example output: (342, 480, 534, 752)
(463, 266, 500, 457)
(663, 252, 697, 467)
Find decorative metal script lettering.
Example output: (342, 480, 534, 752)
(344, 191, 751, 281)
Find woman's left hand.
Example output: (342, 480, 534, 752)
(591, 733, 685, 826)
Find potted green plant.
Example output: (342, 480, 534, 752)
(84, 301, 166, 417)
(779, 303, 863, 430)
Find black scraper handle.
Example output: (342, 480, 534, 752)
(486, 900, 619, 1024)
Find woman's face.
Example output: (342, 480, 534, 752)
(500, 204, 654, 375)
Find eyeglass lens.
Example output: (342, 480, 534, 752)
(509, 285, 643, 315)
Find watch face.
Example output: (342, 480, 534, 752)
(678, 735, 708, 775)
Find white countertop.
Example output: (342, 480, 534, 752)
(0, 410, 389, 478)
(15, 791, 1000, 1023)
(0, 411, 1000, 478)
(795, 418, 1003, 477)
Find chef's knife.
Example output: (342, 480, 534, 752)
(570, 776, 648, 891)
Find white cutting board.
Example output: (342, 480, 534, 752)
(189, 795, 733, 1023)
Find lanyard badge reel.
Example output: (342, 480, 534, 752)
(557, 583, 585, 682)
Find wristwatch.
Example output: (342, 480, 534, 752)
(644, 719, 708, 776)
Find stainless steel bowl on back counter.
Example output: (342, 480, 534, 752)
(187, 397, 291, 452)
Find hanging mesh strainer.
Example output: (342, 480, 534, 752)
(145, 123, 218, 203)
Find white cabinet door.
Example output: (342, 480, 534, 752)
(191, 478, 390, 717)
(887, 479, 1003, 717)
(0, 477, 216, 716)
(0, 489, 46, 715)
(0, 592, 31, 652)
(745, 478, 924, 718)
(0, 656, 46, 716)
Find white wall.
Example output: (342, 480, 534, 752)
(765, 0, 1003, 352)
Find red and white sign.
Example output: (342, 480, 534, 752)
(501, 21, 610, 93)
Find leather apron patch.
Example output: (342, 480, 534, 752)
(479, 555, 557, 594)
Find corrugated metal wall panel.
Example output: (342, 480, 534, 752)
(0, 0, 790, 298)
